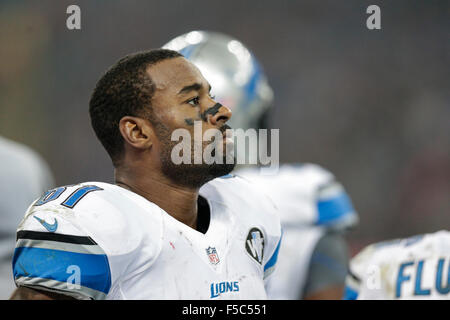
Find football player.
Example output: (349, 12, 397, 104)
(0, 136, 54, 299)
(344, 230, 450, 299)
(10, 49, 281, 299)
(164, 31, 358, 299)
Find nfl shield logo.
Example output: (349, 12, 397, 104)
(206, 247, 220, 265)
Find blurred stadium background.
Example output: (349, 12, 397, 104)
(0, 0, 448, 255)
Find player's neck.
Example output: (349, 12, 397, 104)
(114, 168, 200, 230)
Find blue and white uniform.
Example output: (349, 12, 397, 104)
(237, 163, 358, 299)
(12, 176, 281, 299)
(344, 230, 450, 300)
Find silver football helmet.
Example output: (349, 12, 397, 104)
(163, 31, 274, 130)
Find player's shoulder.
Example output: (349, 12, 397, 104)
(19, 182, 163, 255)
(281, 162, 335, 181)
(349, 231, 448, 282)
(0, 136, 40, 162)
(351, 238, 401, 271)
(200, 175, 281, 281)
(360, 230, 449, 258)
(277, 163, 345, 199)
(203, 173, 270, 203)
(203, 174, 279, 218)
(289, 163, 358, 228)
(378, 230, 450, 258)
(345, 237, 404, 299)
(0, 136, 53, 183)
(205, 175, 282, 277)
(0, 136, 46, 169)
(237, 163, 358, 228)
(237, 163, 334, 186)
(345, 230, 450, 300)
(424, 229, 450, 243)
(350, 231, 445, 273)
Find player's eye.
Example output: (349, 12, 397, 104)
(187, 96, 200, 106)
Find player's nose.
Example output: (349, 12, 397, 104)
(209, 103, 232, 126)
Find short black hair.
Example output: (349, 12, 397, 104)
(89, 49, 183, 166)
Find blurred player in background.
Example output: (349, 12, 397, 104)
(344, 230, 449, 299)
(0, 136, 54, 299)
(164, 31, 358, 299)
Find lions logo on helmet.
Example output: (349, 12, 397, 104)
(163, 31, 274, 131)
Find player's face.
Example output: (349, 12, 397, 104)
(146, 57, 235, 187)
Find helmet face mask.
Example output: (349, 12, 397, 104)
(163, 31, 274, 131)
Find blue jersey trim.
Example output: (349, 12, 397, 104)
(343, 285, 358, 300)
(316, 192, 355, 225)
(243, 57, 262, 105)
(264, 235, 282, 272)
(219, 174, 235, 179)
(13, 247, 111, 294)
(179, 45, 196, 59)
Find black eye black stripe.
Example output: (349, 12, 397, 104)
(200, 103, 222, 121)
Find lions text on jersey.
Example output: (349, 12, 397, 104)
(237, 163, 358, 299)
(12, 176, 281, 299)
(344, 230, 450, 300)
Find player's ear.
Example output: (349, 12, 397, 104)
(119, 116, 154, 150)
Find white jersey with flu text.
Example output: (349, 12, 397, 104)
(344, 230, 450, 300)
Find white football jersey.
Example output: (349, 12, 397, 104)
(12, 176, 281, 300)
(237, 163, 358, 299)
(0, 136, 54, 299)
(344, 230, 450, 300)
